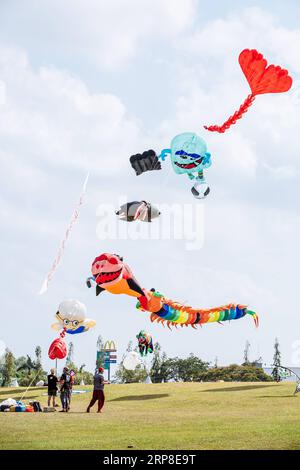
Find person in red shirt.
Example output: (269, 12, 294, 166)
(86, 367, 106, 413)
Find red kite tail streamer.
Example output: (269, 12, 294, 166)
(204, 94, 255, 133)
(38, 172, 89, 294)
(204, 49, 293, 133)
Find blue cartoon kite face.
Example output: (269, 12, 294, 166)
(170, 132, 212, 175)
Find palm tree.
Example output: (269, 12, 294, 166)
(17, 355, 38, 374)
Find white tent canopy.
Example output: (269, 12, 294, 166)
(10, 378, 19, 387)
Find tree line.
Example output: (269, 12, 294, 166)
(0, 343, 95, 387)
(0, 337, 283, 386)
(113, 340, 278, 384)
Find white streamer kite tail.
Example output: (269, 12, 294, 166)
(38, 172, 89, 295)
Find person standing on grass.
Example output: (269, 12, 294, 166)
(86, 366, 106, 413)
(68, 369, 76, 406)
(47, 368, 58, 407)
(59, 366, 72, 412)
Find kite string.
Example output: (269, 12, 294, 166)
(39, 173, 89, 294)
(19, 369, 41, 402)
(204, 94, 255, 133)
(42, 200, 82, 288)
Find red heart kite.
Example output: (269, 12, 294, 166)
(204, 49, 293, 133)
(48, 330, 67, 360)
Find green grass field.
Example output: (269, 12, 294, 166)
(0, 382, 299, 450)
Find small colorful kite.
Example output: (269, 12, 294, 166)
(87, 253, 258, 329)
(136, 330, 154, 356)
(116, 201, 160, 222)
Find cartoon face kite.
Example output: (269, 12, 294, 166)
(130, 133, 212, 199)
(161, 132, 212, 198)
(51, 299, 96, 335)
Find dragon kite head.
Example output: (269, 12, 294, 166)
(91, 253, 125, 287)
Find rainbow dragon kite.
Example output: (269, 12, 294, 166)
(86, 253, 258, 329)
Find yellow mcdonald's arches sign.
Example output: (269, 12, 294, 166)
(103, 340, 117, 351)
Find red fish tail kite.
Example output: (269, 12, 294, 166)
(204, 49, 293, 133)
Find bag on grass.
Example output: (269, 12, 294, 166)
(15, 402, 26, 412)
(0, 405, 11, 412)
(32, 401, 42, 412)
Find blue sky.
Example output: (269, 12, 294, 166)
(1, 0, 300, 373)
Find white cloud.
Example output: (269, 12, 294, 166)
(0, 45, 141, 174)
(0, 80, 6, 105)
(0, 0, 197, 69)
(181, 6, 300, 72)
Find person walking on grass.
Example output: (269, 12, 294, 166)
(86, 366, 106, 413)
(59, 366, 72, 412)
(47, 368, 58, 408)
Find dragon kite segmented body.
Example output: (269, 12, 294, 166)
(87, 253, 258, 329)
(137, 293, 258, 329)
